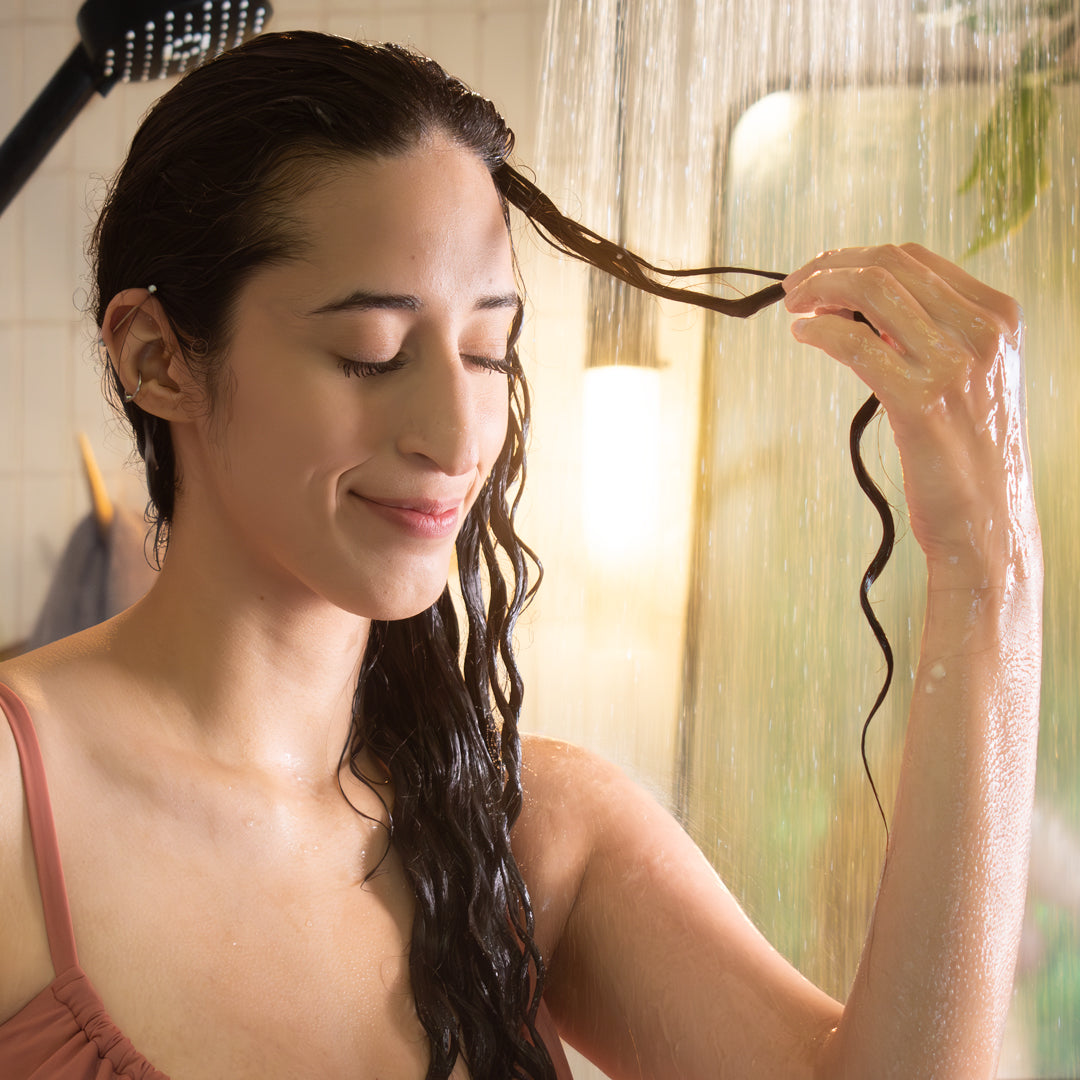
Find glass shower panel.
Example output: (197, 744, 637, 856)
(681, 84, 1080, 1077)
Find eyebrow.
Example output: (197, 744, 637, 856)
(304, 290, 522, 317)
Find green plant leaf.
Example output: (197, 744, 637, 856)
(958, 76, 1053, 255)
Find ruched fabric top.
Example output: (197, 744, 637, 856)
(0, 682, 573, 1079)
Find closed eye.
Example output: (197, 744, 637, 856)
(463, 354, 513, 374)
(339, 355, 407, 378)
(340, 354, 513, 377)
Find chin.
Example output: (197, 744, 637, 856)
(371, 594, 446, 623)
(335, 574, 451, 623)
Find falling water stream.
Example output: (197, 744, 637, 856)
(533, 1, 1079, 1075)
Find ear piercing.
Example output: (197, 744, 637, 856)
(112, 284, 159, 333)
(124, 372, 143, 403)
(99, 285, 157, 403)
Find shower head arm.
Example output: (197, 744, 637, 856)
(0, 0, 274, 219)
(0, 44, 100, 216)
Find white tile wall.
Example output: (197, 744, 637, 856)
(0, 216, 19, 325)
(0, 325, 20, 470)
(0, 473, 19, 649)
(21, 324, 74, 474)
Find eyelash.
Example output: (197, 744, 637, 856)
(338, 356, 406, 378)
(338, 354, 512, 378)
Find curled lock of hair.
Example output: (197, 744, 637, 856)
(849, 393, 895, 836)
(494, 170, 897, 831)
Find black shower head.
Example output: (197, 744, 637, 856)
(0, 0, 273, 215)
(77, 0, 272, 87)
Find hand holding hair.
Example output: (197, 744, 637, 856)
(783, 242, 1037, 581)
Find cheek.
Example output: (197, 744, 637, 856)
(211, 400, 371, 527)
(227, 365, 371, 465)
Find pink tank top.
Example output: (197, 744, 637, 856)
(0, 683, 572, 1079)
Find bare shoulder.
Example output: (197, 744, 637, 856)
(513, 734, 669, 960)
(516, 734, 665, 833)
(0, 658, 29, 857)
(0, 653, 56, 1023)
(517, 734, 676, 842)
(0, 649, 50, 862)
(518, 733, 626, 799)
(515, 733, 631, 851)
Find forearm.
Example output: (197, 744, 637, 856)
(821, 547, 1043, 1077)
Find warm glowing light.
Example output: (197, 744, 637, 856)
(729, 91, 799, 176)
(582, 365, 662, 565)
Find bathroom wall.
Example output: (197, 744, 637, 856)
(0, 0, 549, 652)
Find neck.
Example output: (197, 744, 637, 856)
(110, 516, 371, 786)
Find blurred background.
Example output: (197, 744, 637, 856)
(1, 0, 1077, 1075)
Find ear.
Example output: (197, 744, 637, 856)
(101, 288, 199, 422)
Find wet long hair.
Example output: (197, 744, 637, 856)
(90, 30, 802, 1078)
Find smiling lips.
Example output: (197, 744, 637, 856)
(351, 493, 464, 539)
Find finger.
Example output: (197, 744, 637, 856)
(877, 244, 1018, 350)
(786, 264, 955, 366)
(790, 311, 924, 410)
(785, 244, 934, 290)
(783, 246, 858, 292)
(896, 243, 1021, 331)
(786, 244, 1019, 346)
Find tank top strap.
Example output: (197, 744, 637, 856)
(0, 682, 80, 974)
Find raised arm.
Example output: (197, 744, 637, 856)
(784, 242, 1042, 1076)
(524, 243, 1041, 1079)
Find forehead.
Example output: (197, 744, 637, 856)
(282, 139, 515, 303)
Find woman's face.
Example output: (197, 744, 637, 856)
(174, 137, 517, 620)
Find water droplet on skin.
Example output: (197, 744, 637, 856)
(925, 661, 948, 692)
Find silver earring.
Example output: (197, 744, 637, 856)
(110, 285, 157, 401)
(124, 372, 143, 403)
(112, 284, 159, 332)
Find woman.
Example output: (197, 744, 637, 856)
(0, 31, 1041, 1080)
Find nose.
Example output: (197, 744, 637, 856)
(396, 343, 486, 478)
